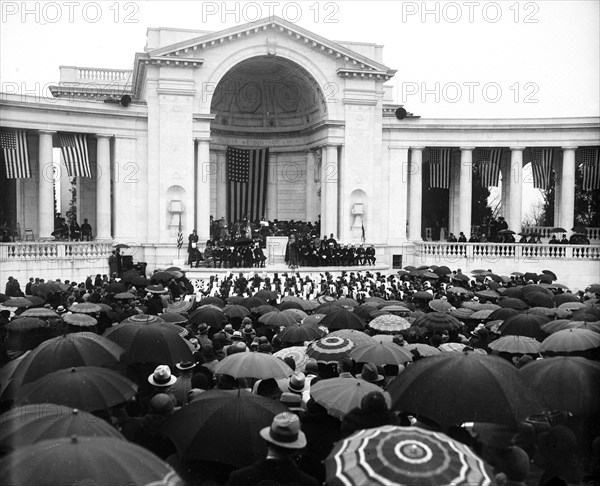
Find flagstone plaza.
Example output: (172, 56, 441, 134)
(1, 16, 599, 289)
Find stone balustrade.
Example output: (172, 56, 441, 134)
(0, 242, 114, 262)
(416, 242, 600, 261)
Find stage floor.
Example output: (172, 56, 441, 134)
(183, 263, 391, 279)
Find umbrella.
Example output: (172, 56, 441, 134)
(0, 404, 125, 451)
(167, 270, 184, 279)
(166, 300, 195, 314)
(469, 310, 495, 321)
(428, 299, 453, 312)
(223, 304, 251, 320)
(145, 284, 167, 294)
(5, 317, 49, 332)
(310, 377, 383, 420)
(226, 296, 245, 305)
(159, 312, 188, 325)
(314, 303, 346, 315)
(438, 342, 468, 353)
(553, 293, 581, 306)
(539, 328, 600, 353)
(69, 303, 102, 314)
(114, 292, 136, 300)
(387, 353, 543, 428)
(558, 302, 588, 312)
(35, 281, 68, 297)
(451, 273, 470, 282)
(281, 308, 308, 322)
(150, 271, 175, 283)
(489, 307, 519, 321)
(520, 357, 600, 417)
(306, 336, 354, 364)
(368, 314, 410, 333)
(198, 296, 225, 307)
(15, 367, 138, 411)
(337, 297, 359, 308)
(449, 308, 475, 320)
(412, 291, 434, 300)
(587, 284, 600, 294)
(446, 287, 473, 296)
(433, 265, 452, 276)
(497, 229, 515, 234)
(20, 308, 59, 319)
(350, 341, 412, 365)
(213, 352, 293, 380)
(188, 306, 227, 329)
(320, 308, 366, 331)
(241, 296, 268, 310)
(541, 270, 558, 280)
(497, 298, 529, 311)
(62, 313, 98, 327)
(251, 304, 279, 315)
(550, 227, 567, 233)
(327, 329, 375, 348)
(278, 300, 305, 311)
(525, 307, 558, 318)
(412, 313, 462, 333)
(278, 323, 322, 344)
(113, 243, 130, 249)
(499, 314, 548, 340)
(161, 389, 286, 467)
(379, 304, 412, 314)
(403, 343, 441, 357)
(104, 321, 193, 367)
(525, 292, 554, 308)
(502, 287, 524, 299)
(273, 346, 309, 373)
(2, 297, 33, 308)
(259, 311, 297, 328)
(302, 314, 327, 328)
(488, 335, 542, 354)
(105, 282, 127, 294)
(325, 425, 493, 486)
(24, 295, 45, 306)
(121, 314, 165, 324)
(254, 289, 277, 301)
(475, 290, 500, 301)
(0, 436, 182, 486)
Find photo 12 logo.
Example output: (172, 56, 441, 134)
(400, 81, 540, 104)
(400, 1, 540, 23)
(200, 1, 340, 24)
(1, 1, 140, 24)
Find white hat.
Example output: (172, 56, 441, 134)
(148, 365, 177, 387)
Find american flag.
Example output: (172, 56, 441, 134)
(226, 147, 269, 223)
(529, 148, 554, 190)
(428, 148, 451, 189)
(582, 147, 600, 191)
(476, 148, 503, 187)
(59, 133, 91, 178)
(0, 129, 30, 178)
(177, 218, 183, 250)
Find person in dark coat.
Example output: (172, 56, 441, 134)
(340, 391, 399, 438)
(227, 412, 319, 486)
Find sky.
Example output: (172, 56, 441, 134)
(1, 0, 599, 217)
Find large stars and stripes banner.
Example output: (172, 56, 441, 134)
(476, 148, 502, 187)
(59, 133, 91, 178)
(581, 147, 600, 191)
(428, 148, 451, 189)
(529, 148, 554, 190)
(226, 146, 269, 223)
(0, 129, 31, 178)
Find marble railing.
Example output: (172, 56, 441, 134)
(416, 242, 600, 260)
(0, 242, 114, 262)
(522, 226, 600, 240)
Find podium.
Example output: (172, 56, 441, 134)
(266, 236, 288, 267)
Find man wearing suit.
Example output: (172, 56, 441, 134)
(188, 229, 200, 267)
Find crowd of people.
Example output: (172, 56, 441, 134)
(1, 265, 599, 485)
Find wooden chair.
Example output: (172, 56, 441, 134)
(24, 228, 35, 241)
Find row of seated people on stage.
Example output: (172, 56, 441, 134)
(188, 234, 377, 268)
(445, 231, 591, 245)
(53, 213, 93, 241)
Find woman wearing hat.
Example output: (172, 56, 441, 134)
(227, 412, 318, 486)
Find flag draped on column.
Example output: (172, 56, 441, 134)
(476, 148, 502, 187)
(529, 148, 554, 190)
(58, 133, 91, 178)
(0, 129, 30, 178)
(581, 147, 600, 191)
(428, 148, 451, 189)
(226, 146, 269, 223)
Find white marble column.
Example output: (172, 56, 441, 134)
(388, 146, 409, 244)
(195, 138, 211, 242)
(216, 151, 227, 221)
(448, 163, 455, 236)
(321, 145, 338, 238)
(508, 147, 524, 233)
(559, 146, 577, 232)
(459, 147, 474, 238)
(408, 147, 424, 241)
(267, 153, 278, 220)
(95, 134, 111, 240)
(38, 130, 55, 240)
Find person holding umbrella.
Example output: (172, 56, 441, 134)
(227, 412, 318, 486)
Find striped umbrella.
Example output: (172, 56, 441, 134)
(273, 346, 309, 373)
(326, 426, 493, 486)
(413, 313, 462, 333)
(20, 308, 59, 319)
(166, 300, 195, 314)
(306, 336, 354, 364)
(368, 314, 411, 333)
(69, 303, 102, 315)
(428, 299, 453, 313)
(327, 329, 375, 348)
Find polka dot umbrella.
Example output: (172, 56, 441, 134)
(368, 314, 411, 333)
(325, 426, 493, 486)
